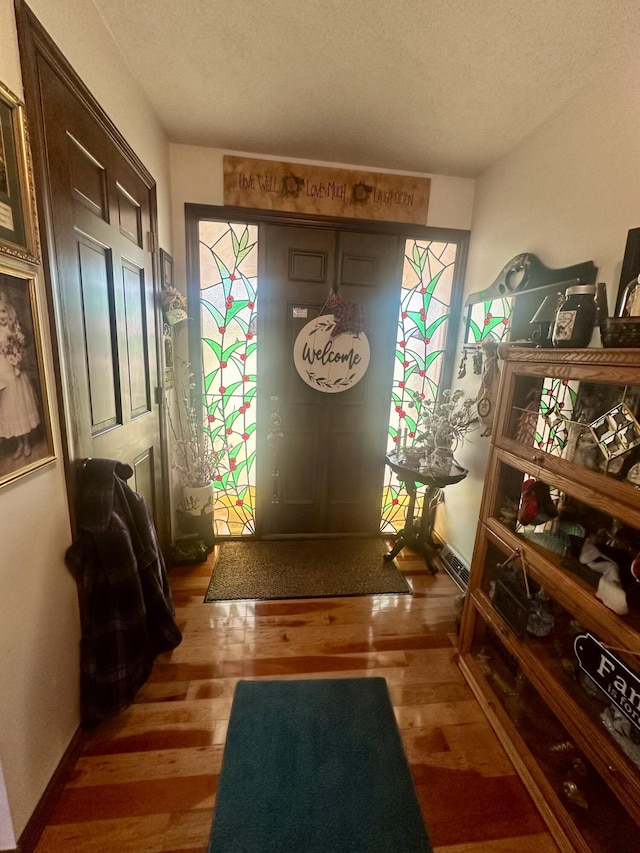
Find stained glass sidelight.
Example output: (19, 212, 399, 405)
(380, 239, 460, 533)
(199, 221, 258, 536)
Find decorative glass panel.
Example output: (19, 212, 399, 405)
(535, 377, 577, 455)
(466, 298, 511, 343)
(381, 238, 459, 533)
(199, 221, 258, 536)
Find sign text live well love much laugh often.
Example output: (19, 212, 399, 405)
(223, 156, 431, 224)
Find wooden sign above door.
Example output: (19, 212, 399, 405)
(223, 156, 430, 224)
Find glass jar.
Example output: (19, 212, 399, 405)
(552, 284, 597, 348)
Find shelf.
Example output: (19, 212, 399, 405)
(459, 653, 586, 853)
(482, 519, 640, 648)
(459, 346, 640, 852)
(470, 590, 640, 824)
(492, 445, 640, 532)
(461, 617, 640, 852)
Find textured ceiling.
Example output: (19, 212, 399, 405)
(91, 0, 639, 178)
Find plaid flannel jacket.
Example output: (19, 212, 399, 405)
(66, 458, 182, 725)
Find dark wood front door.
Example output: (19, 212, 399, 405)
(18, 10, 167, 541)
(257, 224, 402, 536)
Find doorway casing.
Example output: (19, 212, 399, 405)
(186, 204, 469, 540)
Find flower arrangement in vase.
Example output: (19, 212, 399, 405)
(168, 367, 225, 519)
(411, 389, 477, 474)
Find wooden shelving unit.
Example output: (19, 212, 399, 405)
(459, 346, 640, 853)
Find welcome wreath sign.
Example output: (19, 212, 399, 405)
(293, 315, 370, 393)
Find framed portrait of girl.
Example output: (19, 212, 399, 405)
(0, 264, 54, 487)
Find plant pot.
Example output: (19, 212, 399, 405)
(182, 483, 214, 516)
(403, 446, 427, 469)
(180, 483, 215, 549)
(429, 447, 454, 476)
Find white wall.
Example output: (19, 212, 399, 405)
(0, 0, 171, 841)
(439, 49, 640, 565)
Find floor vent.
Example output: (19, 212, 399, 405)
(438, 544, 470, 590)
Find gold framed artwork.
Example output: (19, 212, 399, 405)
(0, 264, 55, 487)
(0, 80, 39, 264)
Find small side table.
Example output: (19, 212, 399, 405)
(384, 452, 468, 572)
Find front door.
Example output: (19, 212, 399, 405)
(257, 224, 401, 536)
(19, 15, 167, 542)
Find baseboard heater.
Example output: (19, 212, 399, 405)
(437, 543, 470, 590)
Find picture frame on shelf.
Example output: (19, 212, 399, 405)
(0, 264, 55, 487)
(615, 226, 640, 316)
(0, 81, 39, 264)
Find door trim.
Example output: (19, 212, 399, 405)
(185, 204, 470, 539)
(15, 0, 170, 545)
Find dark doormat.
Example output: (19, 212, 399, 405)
(208, 678, 432, 852)
(204, 538, 412, 602)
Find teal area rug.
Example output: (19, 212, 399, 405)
(208, 678, 432, 852)
(204, 538, 412, 601)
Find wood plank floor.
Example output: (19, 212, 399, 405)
(33, 544, 559, 853)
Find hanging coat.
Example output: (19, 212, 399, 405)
(65, 458, 182, 726)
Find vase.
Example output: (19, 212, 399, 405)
(429, 447, 453, 477)
(403, 445, 427, 469)
(182, 482, 214, 515)
(181, 482, 215, 549)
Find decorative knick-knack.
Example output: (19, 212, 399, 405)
(619, 273, 640, 317)
(552, 285, 597, 347)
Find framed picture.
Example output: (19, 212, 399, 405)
(0, 264, 55, 487)
(160, 248, 174, 290)
(615, 227, 640, 315)
(0, 81, 39, 264)
(160, 248, 188, 325)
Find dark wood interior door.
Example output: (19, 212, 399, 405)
(257, 224, 402, 536)
(24, 33, 167, 540)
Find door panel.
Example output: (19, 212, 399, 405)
(78, 237, 119, 432)
(68, 131, 108, 219)
(326, 231, 402, 532)
(258, 225, 401, 536)
(121, 259, 150, 417)
(32, 49, 165, 529)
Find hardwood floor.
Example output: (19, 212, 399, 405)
(33, 544, 559, 852)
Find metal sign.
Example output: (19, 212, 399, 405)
(574, 632, 640, 732)
(293, 314, 370, 393)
